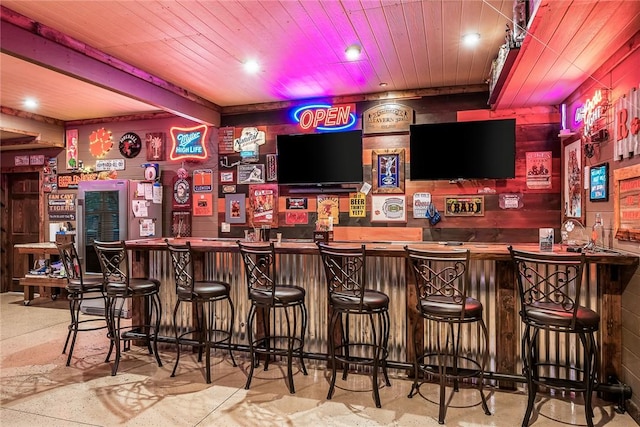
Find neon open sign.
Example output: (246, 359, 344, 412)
(291, 103, 357, 131)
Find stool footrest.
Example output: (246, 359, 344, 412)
(252, 335, 304, 356)
(533, 376, 595, 392)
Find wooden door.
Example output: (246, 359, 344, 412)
(1, 172, 40, 292)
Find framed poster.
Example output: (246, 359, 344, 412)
(613, 163, 640, 242)
(224, 194, 246, 223)
(171, 211, 192, 237)
(372, 149, 404, 193)
(589, 162, 609, 202)
(238, 164, 265, 184)
(65, 129, 79, 169)
(249, 184, 278, 226)
(562, 137, 584, 224)
(371, 195, 406, 222)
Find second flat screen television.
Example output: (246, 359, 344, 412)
(276, 130, 363, 186)
(409, 119, 516, 180)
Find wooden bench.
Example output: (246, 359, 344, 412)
(19, 276, 67, 305)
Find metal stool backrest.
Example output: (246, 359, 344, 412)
(237, 241, 277, 304)
(93, 240, 130, 286)
(405, 246, 471, 319)
(317, 243, 367, 311)
(165, 239, 195, 296)
(56, 240, 85, 284)
(508, 246, 587, 331)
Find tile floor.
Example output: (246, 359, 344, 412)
(0, 292, 636, 427)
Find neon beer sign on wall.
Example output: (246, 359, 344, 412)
(574, 89, 609, 138)
(169, 125, 208, 161)
(292, 103, 357, 131)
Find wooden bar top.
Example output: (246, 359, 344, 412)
(125, 237, 639, 266)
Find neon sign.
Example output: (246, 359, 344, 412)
(169, 125, 208, 161)
(574, 89, 609, 138)
(291, 103, 357, 131)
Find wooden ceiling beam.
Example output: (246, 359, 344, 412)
(0, 13, 221, 126)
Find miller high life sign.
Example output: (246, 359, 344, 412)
(169, 125, 208, 161)
(291, 103, 357, 131)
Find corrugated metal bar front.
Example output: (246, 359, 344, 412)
(143, 248, 602, 384)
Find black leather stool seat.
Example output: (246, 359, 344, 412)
(250, 284, 305, 305)
(419, 296, 483, 319)
(524, 303, 600, 329)
(181, 280, 230, 300)
(330, 289, 389, 311)
(65, 276, 103, 293)
(106, 278, 160, 296)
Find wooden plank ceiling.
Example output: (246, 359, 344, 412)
(0, 0, 639, 142)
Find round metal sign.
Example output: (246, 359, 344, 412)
(119, 132, 142, 158)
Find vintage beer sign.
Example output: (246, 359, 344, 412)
(233, 127, 266, 162)
(349, 192, 366, 218)
(169, 125, 208, 161)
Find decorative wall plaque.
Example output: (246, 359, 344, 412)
(218, 126, 236, 155)
(444, 196, 484, 216)
(119, 132, 142, 158)
(193, 169, 213, 192)
(363, 103, 413, 134)
(145, 132, 166, 161)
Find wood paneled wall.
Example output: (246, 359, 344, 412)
(220, 92, 562, 243)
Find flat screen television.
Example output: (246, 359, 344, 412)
(409, 119, 516, 180)
(276, 130, 363, 186)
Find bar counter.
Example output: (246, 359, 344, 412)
(125, 237, 638, 389)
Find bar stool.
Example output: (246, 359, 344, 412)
(404, 246, 490, 424)
(509, 247, 598, 427)
(165, 239, 236, 383)
(317, 242, 391, 408)
(56, 240, 108, 366)
(93, 240, 163, 376)
(237, 240, 308, 393)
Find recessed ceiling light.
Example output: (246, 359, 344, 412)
(23, 98, 38, 109)
(244, 60, 260, 73)
(345, 45, 362, 61)
(379, 82, 388, 87)
(462, 33, 481, 47)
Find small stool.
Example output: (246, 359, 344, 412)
(56, 240, 107, 366)
(317, 242, 391, 408)
(509, 247, 599, 427)
(237, 241, 308, 393)
(165, 239, 236, 383)
(405, 246, 490, 424)
(93, 240, 163, 376)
